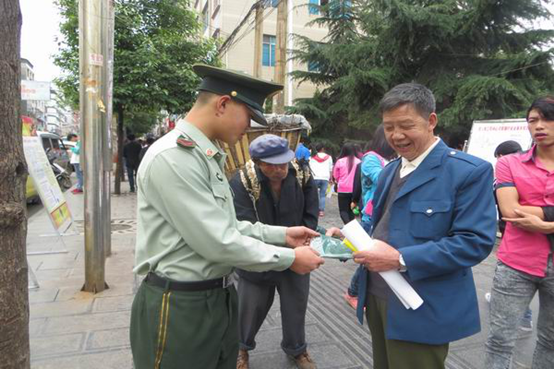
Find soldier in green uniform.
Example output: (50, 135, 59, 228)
(130, 64, 325, 369)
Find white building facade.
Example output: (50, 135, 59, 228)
(193, 0, 329, 106)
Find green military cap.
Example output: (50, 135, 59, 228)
(193, 64, 283, 126)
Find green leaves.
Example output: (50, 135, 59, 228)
(292, 0, 554, 146)
(54, 0, 218, 131)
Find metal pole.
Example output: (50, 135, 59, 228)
(253, 3, 263, 79)
(102, 0, 114, 258)
(286, 0, 294, 106)
(79, 0, 107, 293)
(274, 0, 287, 113)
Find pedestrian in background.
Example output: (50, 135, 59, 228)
(484, 140, 534, 331)
(295, 136, 311, 168)
(138, 134, 155, 167)
(231, 134, 319, 369)
(344, 125, 395, 309)
(332, 142, 360, 224)
(485, 97, 554, 369)
(123, 133, 142, 193)
(309, 143, 333, 217)
(67, 133, 83, 194)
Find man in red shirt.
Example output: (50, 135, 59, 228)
(485, 97, 554, 369)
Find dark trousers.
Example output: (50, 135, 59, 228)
(130, 280, 238, 369)
(238, 270, 310, 357)
(366, 294, 449, 369)
(338, 192, 355, 224)
(127, 164, 137, 191)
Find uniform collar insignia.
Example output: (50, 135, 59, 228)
(206, 148, 215, 157)
(176, 135, 196, 149)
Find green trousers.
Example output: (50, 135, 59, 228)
(366, 294, 449, 369)
(130, 280, 239, 369)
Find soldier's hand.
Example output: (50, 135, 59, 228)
(286, 226, 320, 248)
(291, 247, 325, 274)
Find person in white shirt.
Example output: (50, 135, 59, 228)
(309, 143, 333, 217)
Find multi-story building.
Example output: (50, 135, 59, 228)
(45, 102, 64, 136)
(193, 0, 329, 106)
(21, 58, 47, 130)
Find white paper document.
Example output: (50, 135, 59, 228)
(341, 220, 424, 310)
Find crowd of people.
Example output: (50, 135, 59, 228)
(129, 63, 553, 369)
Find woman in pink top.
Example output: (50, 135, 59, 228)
(332, 142, 361, 224)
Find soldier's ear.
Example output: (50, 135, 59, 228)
(215, 95, 232, 115)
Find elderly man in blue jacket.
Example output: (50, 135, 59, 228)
(351, 83, 497, 369)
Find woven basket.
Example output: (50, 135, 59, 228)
(218, 114, 311, 177)
(219, 127, 303, 177)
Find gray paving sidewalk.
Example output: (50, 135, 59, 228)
(27, 186, 538, 369)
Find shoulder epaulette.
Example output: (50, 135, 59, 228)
(446, 149, 484, 167)
(176, 135, 196, 149)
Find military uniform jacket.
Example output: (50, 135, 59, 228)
(230, 164, 319, 284)
(133, 120, 295, 282)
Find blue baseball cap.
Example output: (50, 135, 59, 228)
(249, 134, 295, 164)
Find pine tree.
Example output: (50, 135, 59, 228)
(292, 0, 554, 146)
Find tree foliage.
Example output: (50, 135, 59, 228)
(54, 0, 218, 192)
(54, 0, 218, 122)
(292, 0, 554, 146)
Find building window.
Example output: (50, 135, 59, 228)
(213, 0, 221, 15)
(308, 61, 320, 72)
(202, 3, 209, 32)
(309, 0, 329, 15)
(213, 28, 220, 39)
(262, 35, 276, 67)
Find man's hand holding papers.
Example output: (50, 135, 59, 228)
(353, 239, 401, 272)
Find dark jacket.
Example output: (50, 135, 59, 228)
(230, 163, 319, 284)
(123, 140, 143, 169)
(351, 162, 363, 209)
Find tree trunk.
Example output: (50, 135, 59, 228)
(114, 105, 124, 195)
(0, 1, 30, 368)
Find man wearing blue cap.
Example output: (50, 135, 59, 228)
(131, 65, 324, 369)
(230, 134, 319, 369)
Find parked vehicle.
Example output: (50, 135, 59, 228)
(38, 131, 71, 172)
(26, 131, 73, 201)
(47, 148, 73, 190)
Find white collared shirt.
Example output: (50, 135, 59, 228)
(400, 137, 440, 178)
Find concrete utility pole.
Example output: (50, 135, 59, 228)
(102, 0, 114, 258)
(274, 0, 288, 113)
(287, 0, 294, 106)
(253, 2, 264, 79)
(79, 0, 110, 293)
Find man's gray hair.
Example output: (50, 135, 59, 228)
(379, 83, 436, 118)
